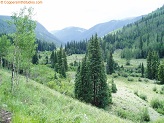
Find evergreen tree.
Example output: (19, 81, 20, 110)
(45, 56, 48, 65)
(106, 52, 114, 74)
(111, 79, 117, 93)
(141, 63, 144, 77)
(74, 65, 82, 99)
(50, 51, 55, 68)
(63, 49, 68, 71)
(147, 51, 152, 79)
(158, 61, 164, 84)
(147, 51, 160, 80)
(152, 51, 160, 80)
(32, 52, 38, 65)
(55, 46, 67, 78)
(75, 34, 111, 108)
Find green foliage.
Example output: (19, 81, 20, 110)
(0, 35, 11, 67)
(106, 52, 115, 74)
(147, 51, 160, 80)
(112, 73, 119, 78)
(0, 69, 128, 123)
(151, 98, 164, 114)
(36, 39, 56, 51)
(56, 46, 68, 78)
(141, 63, 144, 77)
(153, 86, 157, 92)
(75, 34, 111, 108)
(47, 80, 74, 97)
(102, 6, 164, 59)
(158, 61, 164, 84)
(121, 48, 132, 65)
(32, 52, 38, 65)
(127, 77, 134, 82)
(65, 40, 87, 55)
(139, 93, 147, 101)
(140, 108, 150, 122)
(160, 86, 164, 94)
(134, 90, 138, 96)
(111, 79, 117, 93)
(115, 108, 145, 122)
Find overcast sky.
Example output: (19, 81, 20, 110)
(0, 0, 164, 31)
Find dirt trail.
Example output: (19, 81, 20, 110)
(0, 109, 12, 123)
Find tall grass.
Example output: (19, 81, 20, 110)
(0, 69, 130, 123)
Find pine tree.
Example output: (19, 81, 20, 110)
(106, 52, 114, 74)
(147, 51, 152, 79)
(141, 63, 144, 77)
(158, 61, 164, 84)
(50, 51, 55, 68)
(55, 46, 67, 78)
(74, 65, 81, 99)
(45, 56, 48, 65)
(63, 49, 68, 71)
(75, 34, 111, 108)
(147, 51, 160, 80)
(32, 52, 38, 65)
(152, 51, 160, 80)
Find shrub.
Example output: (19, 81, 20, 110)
(122, 72, 128, 78)
(127, 77, 134, 81)
(112, 73, 118, 78)
(138, 78, 142, 82)
(139, 93, 147, 101)
(151, 99, 164, 114)
(111, 79, 117, 93)
(47, 81, 55, 89)
(141, 108, 150, 122)
(153, 86, 157, 92)
(144, 79, 149, 83)
(116, 109, 127, 119)
(134, 90, 138, 96)
(160, 86, 164, 94)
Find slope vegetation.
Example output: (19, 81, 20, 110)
(0, 15, 61, 45)
(0, 69, 130, 123)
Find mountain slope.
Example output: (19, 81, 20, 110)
(0, 69, 131, 123)
(103, 5, 164, 58)
(0, 15, 61, 45)
(51, 27, 86, 43)
(52, 16, 142, 43)
(79, 16, 142, 41)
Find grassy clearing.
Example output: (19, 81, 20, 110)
(0, 69, 131, 123)
(67, 54, 85, 65)
(66, 52, 164, 122)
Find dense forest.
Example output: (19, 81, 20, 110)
(65, 5, 164, 60)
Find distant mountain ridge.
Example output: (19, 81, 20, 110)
(0, 15, 61, 45)
(51, 27, 86, 43)
(51, 16, 142, 43)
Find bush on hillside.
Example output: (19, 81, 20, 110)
(151, 99, 164, 115)
(141, 108, 150, 122)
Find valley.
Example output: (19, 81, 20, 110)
(0, 4, 164, 123)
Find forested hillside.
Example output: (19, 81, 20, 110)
(52, 16, 142, 43)
(0, 15, 61, 45)
(102, 5, 164, 59)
